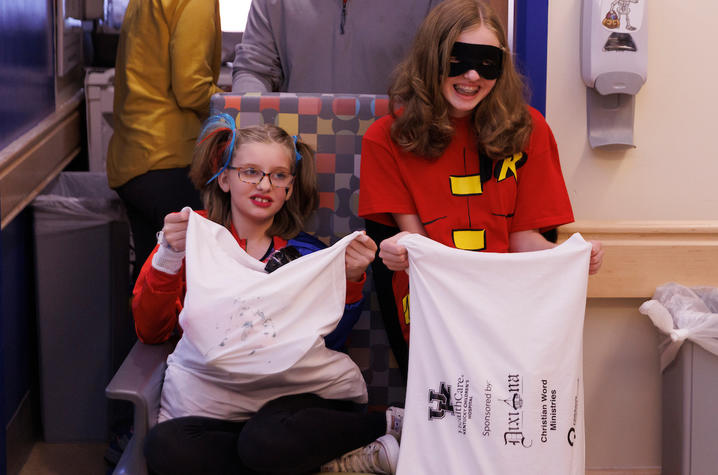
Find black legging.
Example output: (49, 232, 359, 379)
(144, 393, 386, 475)
(365, 220, 409, 381)
(115, 166, 202, 284)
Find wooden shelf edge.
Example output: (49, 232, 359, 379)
(559, 221, 718, 298)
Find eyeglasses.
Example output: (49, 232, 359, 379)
(226, 166, 295, 188)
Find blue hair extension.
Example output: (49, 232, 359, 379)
(292, 135, 302, 162)
(203, 113, 237, 184)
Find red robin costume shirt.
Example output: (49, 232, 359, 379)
(359, 107, 574, 341)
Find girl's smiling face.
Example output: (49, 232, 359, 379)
(218, 141, 293, 232)
(441, 24, 502, 118)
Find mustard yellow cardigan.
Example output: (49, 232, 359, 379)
(107, 0, 223, 188)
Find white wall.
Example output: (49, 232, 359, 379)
(546, 1, 718, 470)
(582, 300, 662, 469)
(547, 0, 718, 221)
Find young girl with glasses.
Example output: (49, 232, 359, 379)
(133, 117, 402, 474)
(359, 0, 604, 346)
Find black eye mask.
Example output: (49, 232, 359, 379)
(448, 42, 504, 80)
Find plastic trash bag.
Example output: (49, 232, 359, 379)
(639, 282, 718, 372)
(32, 172, 128, 236)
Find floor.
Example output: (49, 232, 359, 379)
(14, 442, 662, 475)
(17, 442, 110, 475)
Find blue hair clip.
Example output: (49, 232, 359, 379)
(292, 135, 302, 162)
(203, 113, 237, 184)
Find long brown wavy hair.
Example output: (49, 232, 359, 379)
(189, 121, 318, 239)
(389, 0, 532, 160)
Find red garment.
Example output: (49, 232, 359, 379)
(358, 107, 574, 341)
(133, 211, 365, 344)
(359, 107, 574, 251)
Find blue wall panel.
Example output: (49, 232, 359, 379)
(1, 201, 5, 475)
(1, 210, 37, 475)
(0, 0, 55, 150)
(0, 2, 53, 471)
(2, 211, 36, 425)
(514, 0, 549, 115)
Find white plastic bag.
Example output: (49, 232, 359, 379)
(397, 233, 591, 475)
(32, 172, 128, 235)
(639, 282, 718, 371)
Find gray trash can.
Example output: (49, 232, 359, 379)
(32, 172, 135, 442)
(640, 283, 718, 475)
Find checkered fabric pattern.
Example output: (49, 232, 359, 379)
(210, 93, 406, 407)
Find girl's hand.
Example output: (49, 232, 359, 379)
(162, 209, 191, 252)
(379, 231, 412, 272)
(345, 232, 378, 282)
(588, 240, 604, 275)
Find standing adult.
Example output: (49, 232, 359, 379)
(232, 0, 444, 94)
(107, 0, 223, 281)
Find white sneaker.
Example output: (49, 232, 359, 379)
(320, 434, 399, 474)
(386, 406, 404, 442)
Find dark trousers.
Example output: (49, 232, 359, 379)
(115, 167, 202, 283)
(144, 393, 386, 475)
(365, 220, 409, 381)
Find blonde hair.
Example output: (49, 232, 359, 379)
(389, 0, 532, 160)
(189, 122, 318, 239)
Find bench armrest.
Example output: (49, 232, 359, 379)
(105, 340, 175, 475)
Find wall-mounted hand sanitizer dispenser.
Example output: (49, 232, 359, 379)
(581, 0, 647, 149)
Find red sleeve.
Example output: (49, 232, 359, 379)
(132, 244, 186, 344)
(358, 117, 417, 225)
(345, 273, 366, 304)
(511, 108, 574, 233)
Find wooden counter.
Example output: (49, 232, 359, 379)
(0, 92, 82, 229)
